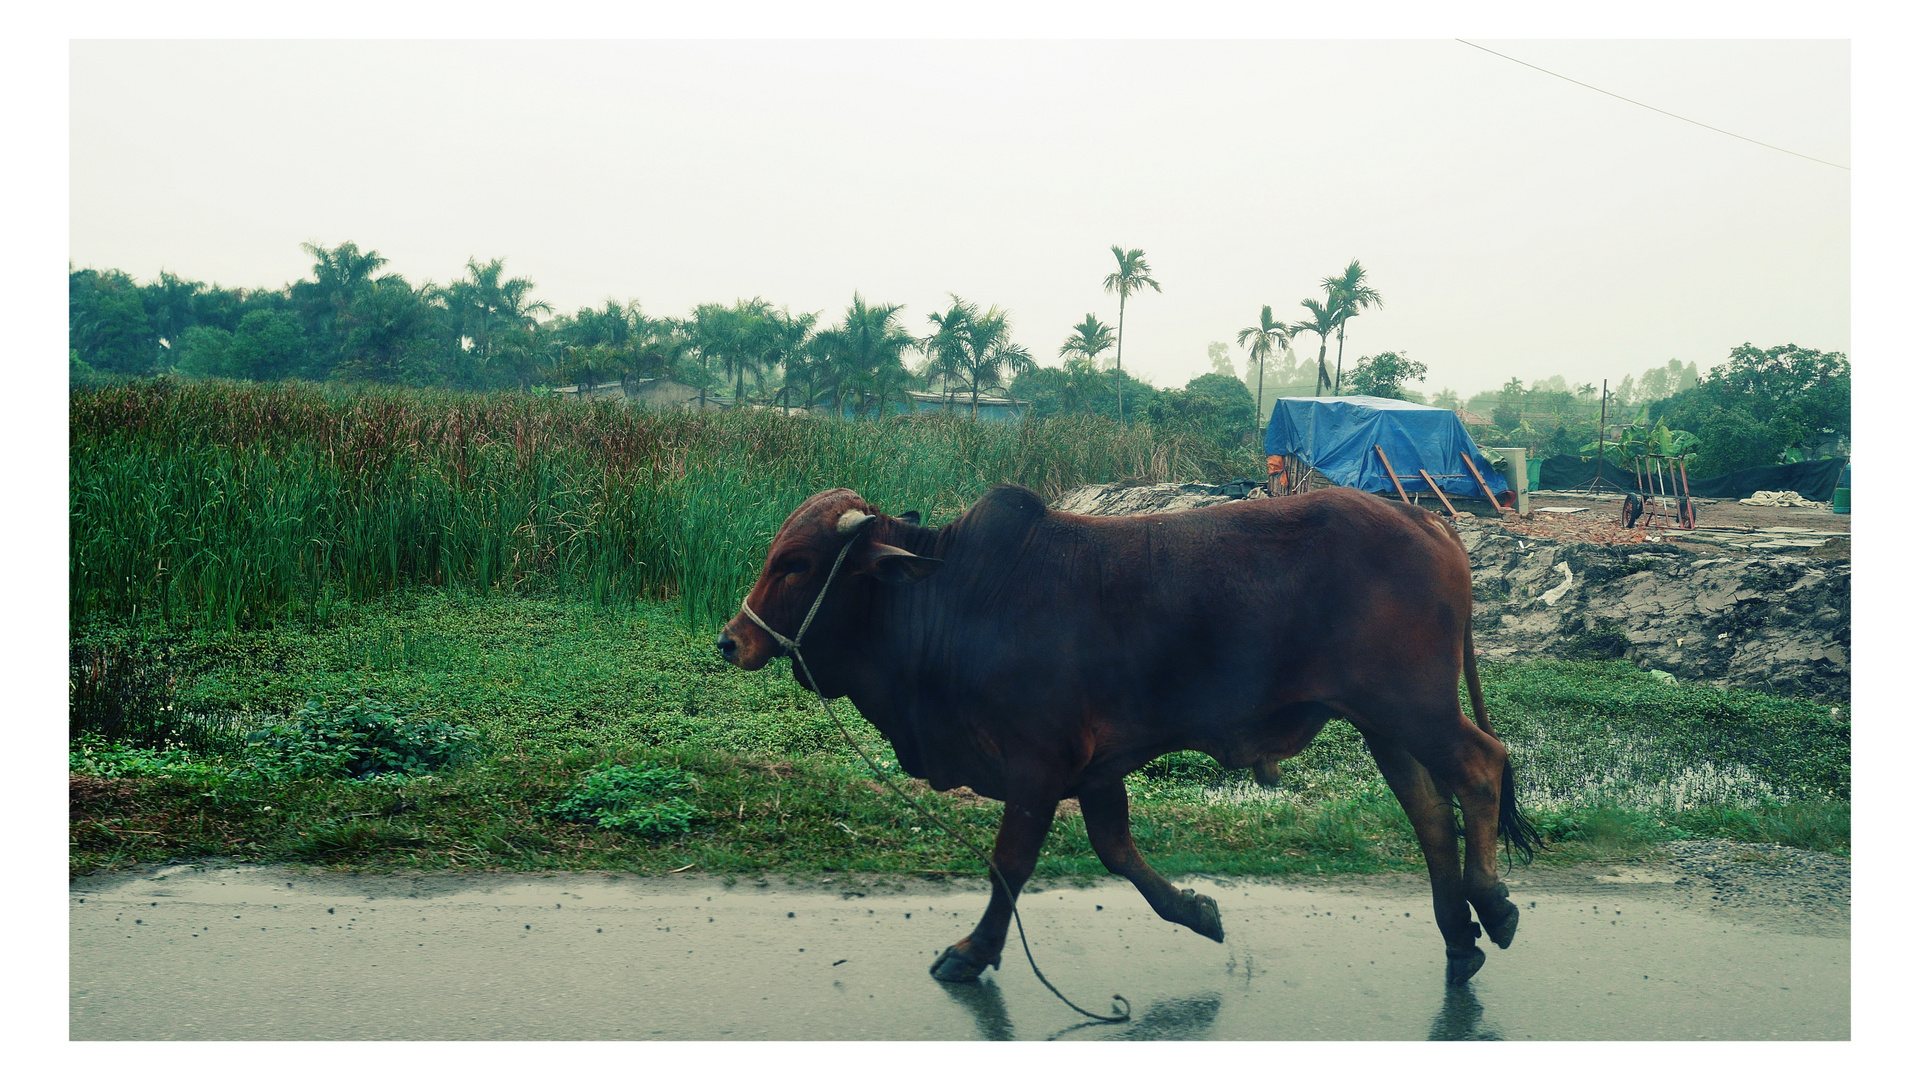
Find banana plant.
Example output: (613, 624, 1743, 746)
(1647, 420, 1700, 465)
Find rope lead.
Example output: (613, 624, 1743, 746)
(739, 534, 1129, 1024)
(790, 649, 1129, 1025)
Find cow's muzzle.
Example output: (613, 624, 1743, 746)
(717, 610, 786, 671)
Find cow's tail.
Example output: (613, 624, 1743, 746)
(1464, 617, 1543, 862)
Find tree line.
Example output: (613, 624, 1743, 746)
(70, 241, 1266, 463)
(71, 240, 1846, 477)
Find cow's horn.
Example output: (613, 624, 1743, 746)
(836, 510, 876, 536)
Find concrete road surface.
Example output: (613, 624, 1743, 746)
(70, 863, 1846, 1040)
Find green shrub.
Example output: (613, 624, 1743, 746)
(247, 694, 478, 780)
(548, 764, 700, 838)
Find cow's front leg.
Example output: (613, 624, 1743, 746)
(929, 795, 1059, 983)
(1079, 779, 1225, 943)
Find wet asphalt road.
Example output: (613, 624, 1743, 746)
(70, 864, 1847, 1040)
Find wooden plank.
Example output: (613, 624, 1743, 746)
(1460, 451, 1506, 514)
(1418, 469, 1458, 517)
(1374, 445, 1412, 504)
(1676, 458, 1696, 528)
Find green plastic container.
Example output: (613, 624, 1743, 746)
(1832, 463, 1850, 514)
(1526, 459, 1542, 490)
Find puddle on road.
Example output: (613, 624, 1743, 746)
(71, 866, 1847, 1040)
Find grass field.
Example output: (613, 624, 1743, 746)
(69, 379, 1848, 880)
(70, 379, 1251, 633)
(68, 589, 1850, 878)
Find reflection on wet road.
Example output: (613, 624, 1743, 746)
(71, 866, 1846, 1040)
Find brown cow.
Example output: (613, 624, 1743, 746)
(717, 483, 1538, 986)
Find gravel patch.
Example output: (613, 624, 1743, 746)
(1661, 839, 1851, 936)
(1499, 839, 1850, 940)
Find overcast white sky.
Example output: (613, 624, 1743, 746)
(70, 38, 1848, 397)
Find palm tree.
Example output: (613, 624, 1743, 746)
(1236, 304, 1291, 444)
(294, 241, 392, 367)
(954, 305, 1036, 418)
(1322, 260, 1382, 395)
(817, 293, 915, 417)
(447, 257, 552, 391)
(719, 297, 776, 406)
(1290, 297, 1342, 397)
(630, 313, 692, 384)
(761, 308, 818, 410)
(686, 302, 733, 407)
(1058, 313, 1116, 371)
(919, 297, 978, 405)
(335, 276, 442, 384)
(1102, 245, 1161, 419)
(1060, 355, 1103, 415)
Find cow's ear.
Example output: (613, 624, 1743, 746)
(856, 542, 943, 585)
(898, 510, 922, 527)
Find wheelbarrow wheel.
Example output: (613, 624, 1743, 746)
(1621, 493, 1643, 528)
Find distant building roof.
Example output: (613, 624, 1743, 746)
(1455, 408, 1492, 426)
(905, 390, 1028, 407)
(551, 380, 626, 395)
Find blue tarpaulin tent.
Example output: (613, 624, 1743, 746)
(1265, 395, 1509, 500)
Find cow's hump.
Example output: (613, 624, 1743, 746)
(969, 483, 1049, 529)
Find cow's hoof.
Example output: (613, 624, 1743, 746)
(1471, 883, 1518, 949)
(1480, 899, 1519, 949)
(929, 943, 998, 983)
(1180, 889, 1225, 943)
(1251, 759, 1284, 788)
(1445, 945, 1486, 985)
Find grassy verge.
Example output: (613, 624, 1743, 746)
(71, 379, 1252, 633)
(68, 590, 1849, 878)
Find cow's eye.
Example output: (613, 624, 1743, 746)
(780, 558, 811, 577)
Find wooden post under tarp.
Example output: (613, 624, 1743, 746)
(1374, 445, 1412, 504)
(1676, 458, 1696, 528)
(1417, 469, 1458, 517)
(1460, 451, 1506, 514)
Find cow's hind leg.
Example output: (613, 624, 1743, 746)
(1078, 779, 1225, 943)
(1361, 732, 1490, 984)
(1414, 719, 1522, 954)
(929, 795, 1059, 983)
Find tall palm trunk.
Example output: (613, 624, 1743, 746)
(1313, 338, 1331, 396)
(1255, 361, 1266, 448)
(1115, 295, 1127, 419)
(1333, 323, 1347, 395)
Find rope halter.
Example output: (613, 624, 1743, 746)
(736, 509, 872, 655)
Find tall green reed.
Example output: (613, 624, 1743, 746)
(72, 379, 1249, 632)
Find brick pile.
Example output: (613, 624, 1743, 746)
(1497, 511, 1649, 546)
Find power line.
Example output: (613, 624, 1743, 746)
(1455, 39, 1850, 171)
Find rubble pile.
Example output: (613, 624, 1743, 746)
(1502, 513, 1649, 545)
(1051, 480, 1239, 516)
(1456, 519, 1848, 700)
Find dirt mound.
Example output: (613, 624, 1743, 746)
(1457, 519, 1848, 700)
(1051, 480, 1239, 516)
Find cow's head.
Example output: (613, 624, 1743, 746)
(716, 488, 941, 671)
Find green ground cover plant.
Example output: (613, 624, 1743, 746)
(68, 591, 1850, 877)
(547, 764, 701, 838)
(247, 694, 479, 781)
